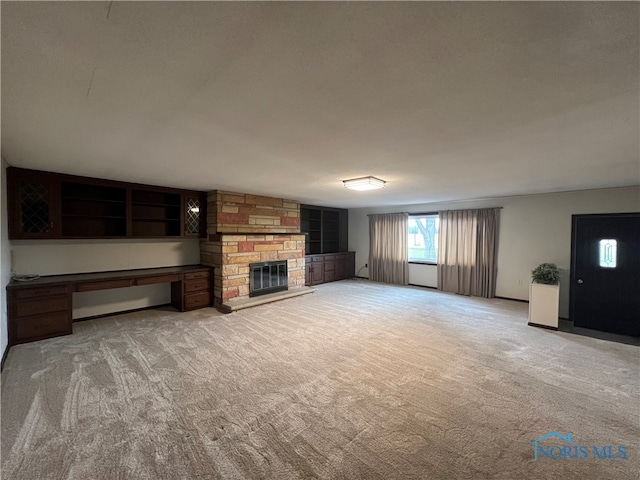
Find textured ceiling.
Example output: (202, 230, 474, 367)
(2, 2, 638, 208)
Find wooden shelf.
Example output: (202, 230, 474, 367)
(132, 217, 181, 222)
(7, 167, 207, 239)
(132, 202, 180, 208)
(62, 214, 125, 219)
(62, 196, 125, 204)
(301, 204, 348, 255)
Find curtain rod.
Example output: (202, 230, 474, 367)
(367, 207, 503, 216)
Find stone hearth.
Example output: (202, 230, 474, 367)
(200, 191, 306, 308)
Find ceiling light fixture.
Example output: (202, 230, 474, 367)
(342, 176, 386, 191)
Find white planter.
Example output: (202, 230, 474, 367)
(528, 283, 560, 330)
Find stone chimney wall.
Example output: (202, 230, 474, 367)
(200, 191, 306, 307)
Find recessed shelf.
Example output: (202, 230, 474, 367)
(132, 202, 180, 208)
(62, 196, 125, 204)
(62, 213, 125, 220)
(132, 217, 181, 222)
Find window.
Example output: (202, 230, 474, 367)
(599, 239, 617, 268)
(408, 214, 439, 263)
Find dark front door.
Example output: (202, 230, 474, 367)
(570, 213, 640, 336)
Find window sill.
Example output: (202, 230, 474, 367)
(409, 261, 437, 266)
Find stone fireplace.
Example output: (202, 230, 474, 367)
(200, 191, 306, 308)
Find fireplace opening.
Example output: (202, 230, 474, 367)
(250, 261, 288, 297)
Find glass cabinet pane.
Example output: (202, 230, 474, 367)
(20, 180, 51, 233)
(186, 197, 201, 235)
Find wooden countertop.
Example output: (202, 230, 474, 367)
(7, 265, 209, 289)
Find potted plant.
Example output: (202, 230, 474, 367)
(531, 263, 560, 285)
(528, 263, 560, 329)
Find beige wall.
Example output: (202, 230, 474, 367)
(11, 239, 201, 319)
(349, 187, 640, 319)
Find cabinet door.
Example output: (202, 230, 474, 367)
(309, 257, 325, 285)
(184, 193, 206, 238)
(305, 262, 312, 286)
(311, 262, 324, 285)
(8, 169, 61, 239)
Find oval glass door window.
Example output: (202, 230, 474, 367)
(599, 239, 617, 268)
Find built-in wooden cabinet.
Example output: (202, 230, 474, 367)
(8, 169, 61, 238)
(7, 167, 206, 239)
(8, 265, 212, 345)
(301, 205, 348, 255)
(184, 193, 206, 238)
(306, 252, 355, 286)
(61, 181, 127, 237)
(7, 284, 73, 345)
(131, 189, 182, 237)
(171, 268, 211, 311)
(301, 205, 351, 285)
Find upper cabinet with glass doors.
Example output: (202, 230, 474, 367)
(7, 167, 206, 240)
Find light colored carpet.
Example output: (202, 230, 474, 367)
(1, 280, 638, 479)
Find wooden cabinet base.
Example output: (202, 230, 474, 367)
(184, 292, 211, 310)
(8, 265, 212, 346)
(8, 284, 73, 346)
(306, 252, 355, 286)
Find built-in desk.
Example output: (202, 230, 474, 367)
(7, 265, 212, 346)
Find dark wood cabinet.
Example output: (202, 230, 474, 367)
(7, 167, 206, 239)
(301, 205, 348, 255)
(300, 205, 355, 285)
(184, 193, 206, 237)
(61, 181, 127, 237)
(8, 284, 73, 345)
(131, 189, 182, 237)
(8, 169, 61, 238)
(8, 265, 212, 346)
(302, 205, 351, 286)
(305, 252, 355, 286)
(308, 256, 325, 285)
(171, 269, 211, 311)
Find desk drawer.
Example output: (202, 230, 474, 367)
(185, 270, 210, 281)
(16, 296, 69, 317)
(15, 312, 71, 341)
(15, 285, 70, 299)
(76, 279, 133, 292)
(184, 292, 211, 310)
(135, 274, 181, 286)
(185, 279, 209, 293)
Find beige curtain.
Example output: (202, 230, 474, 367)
(369, 213, 409, 285)
(437, 208, 500, 298)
